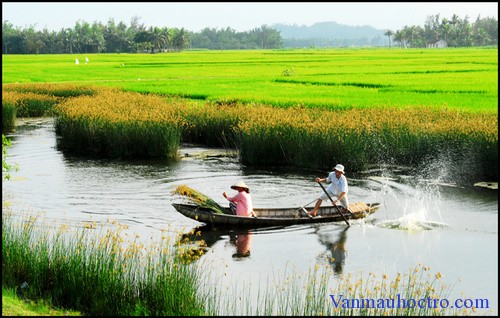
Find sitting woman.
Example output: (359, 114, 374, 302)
(223, 181, 256, 217)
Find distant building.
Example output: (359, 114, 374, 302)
(427, 40, 448, 48)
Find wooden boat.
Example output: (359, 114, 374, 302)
(172, 201, 380, 228)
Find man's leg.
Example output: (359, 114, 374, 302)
(308, 199, 323, 217)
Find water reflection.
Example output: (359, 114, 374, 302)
(229, 230, 252, 258)
(178, 225, 254, 261)
(315, 227, 348, 275)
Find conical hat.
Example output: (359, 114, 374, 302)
(231, 180, 249, 190)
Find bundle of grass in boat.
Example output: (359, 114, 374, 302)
(173, 185, 227, 214)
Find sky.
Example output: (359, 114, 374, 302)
(2, 2, 498, 32)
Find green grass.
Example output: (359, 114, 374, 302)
(1, 100, 16, 133)
(2, 209, 211, 316)
(53, 89, 184, 159)
(2, 287, 81, 316)
(2, 48, 497, 114)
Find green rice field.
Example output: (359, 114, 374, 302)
(2, 48, 497, 113)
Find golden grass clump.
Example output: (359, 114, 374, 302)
(2, 93, 17, 133)
(172, 185, 227, 214)
(174, 228, 208, 264)
(54, 90, 186, 158)
(2, 90, 60, 117)
(1, 83, 109, 133)
(2, 82, 100, 98)
(175, 100, 242, 148)
(233, 104, 497, 179)
(4, 79, 495, 182)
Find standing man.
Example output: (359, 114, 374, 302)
(308, 164, 349, 217)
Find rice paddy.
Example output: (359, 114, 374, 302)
(2, 48, 497, 114)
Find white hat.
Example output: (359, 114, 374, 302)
(333, 164, 345, 174)
(231, 180, 249, 190)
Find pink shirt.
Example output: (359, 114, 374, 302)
(226, 191, 254, 216)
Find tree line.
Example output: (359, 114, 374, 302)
(2, 16, 282, 54)
(190, 25, 282, 50)
(384, 14, 497, 48)
(2, 13, 497, 54)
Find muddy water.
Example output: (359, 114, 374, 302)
(3, 118, 498, 315)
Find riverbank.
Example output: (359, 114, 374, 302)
(2, 287, 81, 316)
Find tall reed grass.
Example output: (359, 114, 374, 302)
(4, 209, 484, 316)
(2, 94, 16, 133)
(54, 90, 185, 159)
(233, 105, 497, 182)
(185, 249, 481, 315)
(3, 82, 497, 183)
(2, 91, 59, 117)
(2, 209, 212, 316)
(2, 83, 101, 133)
(171, 98, 497, 183)
(2, 83, 98, 98)
(176, 100, 241, 148)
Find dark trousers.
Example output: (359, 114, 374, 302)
(229, 202, 237, 215)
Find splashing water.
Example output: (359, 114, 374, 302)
(378, 208, 448, 231)
(365, 164, 450, 232)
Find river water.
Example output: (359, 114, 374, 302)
(2, 118, 498, 315)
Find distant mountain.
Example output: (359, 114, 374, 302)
(271, 21, 387, 47)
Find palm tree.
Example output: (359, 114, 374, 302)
(384, 29, 394, 48)
(90, 22, 106, 53)
(439, 18, 451, 44)
(172, 28, 189, 51)
(160, 27, 170, 51)
(2, 21, 17, 54)
(149, 26, 168, 53)
(474, 27, 490, 46)
(393, 30, 404, 48)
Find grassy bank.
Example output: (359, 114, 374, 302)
(2, 209, 211, 316)
(2, 209, 483, 316)
(2, 83, 98, 134)
(2, 82, 497, 183)
(2, 287, 81, 316)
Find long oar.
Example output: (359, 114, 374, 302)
(317, 181, 350, 227)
